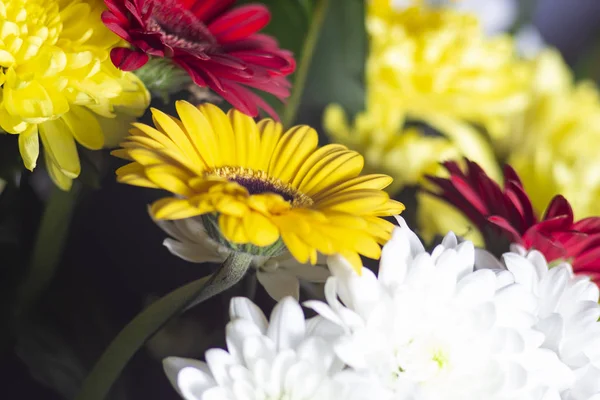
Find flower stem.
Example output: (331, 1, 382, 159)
(282, 0, 331, 128)
(15, 185, 80, 316)
(75, 252, 253, 400)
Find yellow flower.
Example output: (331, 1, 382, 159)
(323, 95, 502, 195)
(507, 49, 600, 219)
(114, 101, 405, 271)
(0, 0, 150, 190)
(366, 3, 531, 139)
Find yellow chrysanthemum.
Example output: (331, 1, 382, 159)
(366, 2, 531, 139)
(323, 93, 501, 195)
(113, 101, 405, 271)
(507, 49, 600, 219)
(0, 0, 150, 190)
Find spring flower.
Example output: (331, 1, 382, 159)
(114, 101, 405, 271)
(478, 247, 600, 399)
(0, 0, 150, 190)
(323, 94, 501, 195)
(153, 214, 330, 300)
(366, 2, 531, 140)
(306, 218, 575, 399)
(163, 296, 370, 400)
(507, 50, 600, 220)
(425, 159, 600, 283)
(102, 0, 295, 118)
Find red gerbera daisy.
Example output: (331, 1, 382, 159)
(425, 159, 600, 282)
(102, 0, 296, 118)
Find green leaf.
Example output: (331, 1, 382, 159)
(239, 0, 310, 61)
(295, 0, 367, 129)
(75, 252, 254, 400)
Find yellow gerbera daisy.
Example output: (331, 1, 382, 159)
(113, 101, 405, 271)
(0, 0, 150, 190)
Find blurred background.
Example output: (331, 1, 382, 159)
(3, 0, 600, 398)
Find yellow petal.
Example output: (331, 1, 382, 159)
(228, 109, 260, 169)
(268, 125, 318, 183)
(290, 144, 347, 188)
(115, 163, 159, 188)
(218, 214, 248, 244)
(18, 125, 39, 171)
(315, 190, 389, 213)
(39, 119, 80, 178)
(197, 103, 236, 166)
(144, 164, 194, 196)
(255, 119, 283, 171)
(62, 105, 104, 150)
(243, 211, 280, 247)
(279, 229, 313, 264)
(151, 108, 202, 166)
(338, 251, 363, 274)
(44, 151, 73, 191)
(298, 148, 364, 196)
(151, 197, 204, 220)
(175, 100, 219, 168)
(312, 174, 393, 201)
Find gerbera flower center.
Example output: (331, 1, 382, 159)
(144, 0, 216, 53)
(209, 166, 314, 207)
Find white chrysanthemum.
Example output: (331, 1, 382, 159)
(152, 214, 329, 301)
(306, 218, 571, 399)
(163, 296, 370, 400)
(498, 246, 600, 399)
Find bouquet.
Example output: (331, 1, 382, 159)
(3, 0, 600, 399)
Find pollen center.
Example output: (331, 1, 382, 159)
(145, 0, 216, 52)
(208, 166, 314, 207)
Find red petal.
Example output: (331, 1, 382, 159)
(101, 12, 133, 41)
(522, 228, 567, 262)
(488, 216, 523, 244)
(187, 0, 235, 22)
(110, 47, 149, 71)
(573, 217, 600, 234)
(503, 164, 524, 188)
(543, 195, 573, 221)
(209, 5, 270, 43)
(533, 215, 573, 233)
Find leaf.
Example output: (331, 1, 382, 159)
(74, 275, 212, 400)
(239, 0, 310, 61)
(237, 0, 311, 115)
(75, 252, 253, 400)
(295, 0, 367, 129)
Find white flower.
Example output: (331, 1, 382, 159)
(306, 218, 571, 400)
(497, 247, 600, 400)
(163, 296, 370, 400)
(152, 214, 330, 301)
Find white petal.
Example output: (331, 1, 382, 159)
(378, 227, 410, 288)
(284, 264, 330, 282)
(474, 248, 505, 271)
(163, 238, 226, 263)
(257, 271, 300, 301)
(226, 319, 264, 362)
(205, 348, 235, 387)
(267, 297, 306, 351)
(229, 297, 268, 333)
(163, 357, 214, 399)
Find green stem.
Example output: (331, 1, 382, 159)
(282, 0, 331, 128)
(15, 185, 80, 316)
(75, 252, 253, 400)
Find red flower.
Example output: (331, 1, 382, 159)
(102, 0, 296, 118)
(425, 159, 600, 282)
